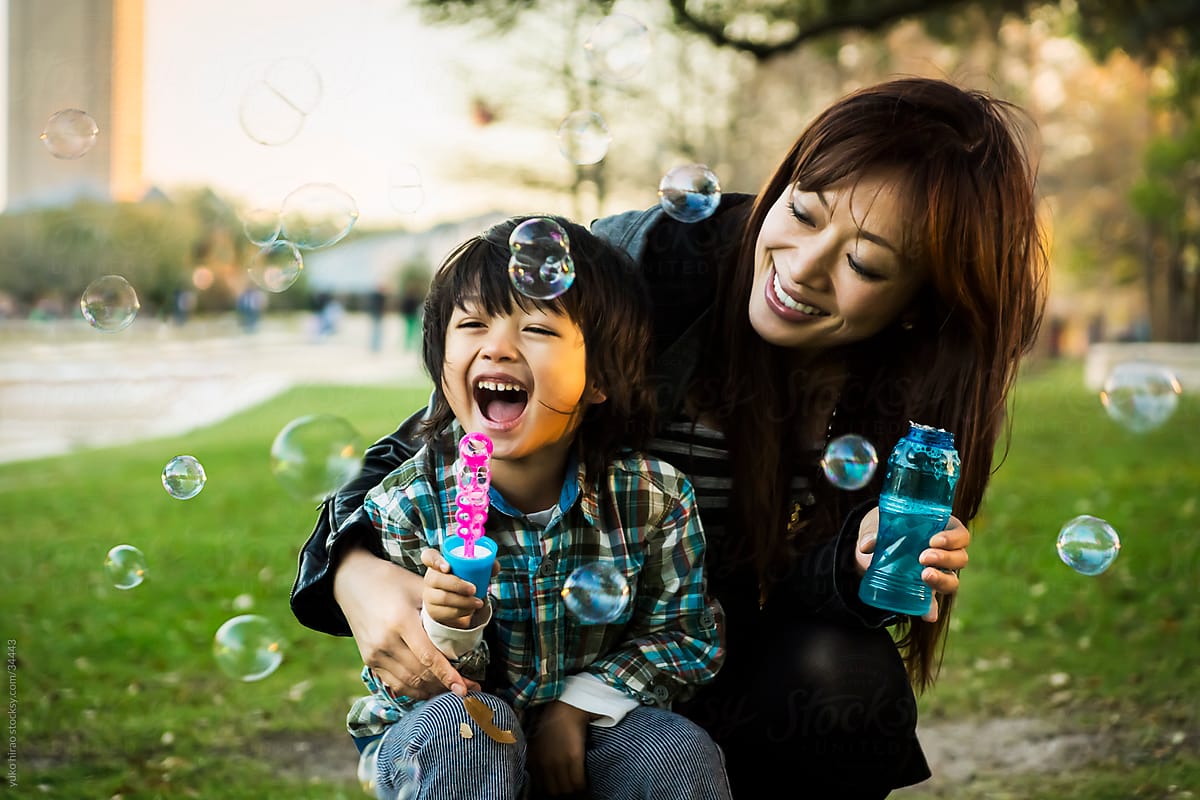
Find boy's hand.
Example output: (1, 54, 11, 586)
(420, 548, 485, 628)
(528, 700, 591, 796)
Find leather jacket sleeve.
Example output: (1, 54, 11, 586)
(289, 405, 429, 635)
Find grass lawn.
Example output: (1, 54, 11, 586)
(2, 361, 1196, 798)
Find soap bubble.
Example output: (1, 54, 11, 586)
(239, 80, 306, 146)
(247, 240, 303, 293)
(357, 738, 381, 795)
(388, 163, 425, 214)
(103, 544, 147, 590)
(40, 108, 99, 159)
(241, 207, 281, 246)
(280, 182, 359, 249)
(80, 275, 140, 332)
(1100, 362, 1182, 433)
(658, 164, 722, 223)
(557, 110, 611, 165)
(162, 455, 207, 500)
(562, 562, 630, 624)
(1056, 515, 1121, 576)
(238, 57, 322, 146)
(584, 13, 651, 82)
(213, 614, 284, 681)
(270, 414, 364, 502)
(820, 434, 879, 491)
(508, 218, 575, 300)
(262, 56, 323, 113)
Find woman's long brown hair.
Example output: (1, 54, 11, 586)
(698, 78, 1048, 691)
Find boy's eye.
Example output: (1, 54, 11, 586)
(525, 325, 556, 336)
(457, 319, 486, 329)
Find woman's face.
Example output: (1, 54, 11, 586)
(748, 174, 927, 352)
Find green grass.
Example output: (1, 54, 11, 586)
(906, 359, 1200, 797)
(2, 382, 432, 798)
(3, 362, 1197, 797)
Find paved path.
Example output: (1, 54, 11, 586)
(0, 313, 425, 464)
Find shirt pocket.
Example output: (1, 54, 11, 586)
(490, 568, 533, 623)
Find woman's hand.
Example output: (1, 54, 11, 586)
(333, 544, 476, 699)
(528, 701, 591, 797)
(855, 508, 970, 623)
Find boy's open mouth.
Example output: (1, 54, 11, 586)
(474, 378, 528, 423)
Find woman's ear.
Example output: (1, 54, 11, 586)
(586, 383, 608, 405)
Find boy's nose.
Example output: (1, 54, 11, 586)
(479, 332, 518, 361)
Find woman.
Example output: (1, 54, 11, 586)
(291, 77, 1046, 797)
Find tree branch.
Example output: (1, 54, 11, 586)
(667, 0, 980, 60)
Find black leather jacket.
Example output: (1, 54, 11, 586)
(289, 194, 887, 635)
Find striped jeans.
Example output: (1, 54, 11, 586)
(374, 692, 733, 799)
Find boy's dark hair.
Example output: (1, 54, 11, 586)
(420, 214, 657, 482)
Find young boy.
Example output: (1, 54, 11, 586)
(345, 216, 729, 799)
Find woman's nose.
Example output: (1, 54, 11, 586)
(779, 243, 835, 290)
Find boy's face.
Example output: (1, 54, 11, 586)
(441, 299, 602, 470)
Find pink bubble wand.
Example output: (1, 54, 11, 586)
(454, 432, 493, 558)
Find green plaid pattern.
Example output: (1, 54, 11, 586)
(347, 424, 723, 739)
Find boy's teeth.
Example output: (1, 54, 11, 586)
(477, 379, 522, 392)
(773, 274, 827, 315)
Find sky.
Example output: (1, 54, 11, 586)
(139, 0, 552, 228)
(0, 0, 696, 231)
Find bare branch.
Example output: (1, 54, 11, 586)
(667, 0, 978, 60)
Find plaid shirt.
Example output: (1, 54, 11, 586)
(346, 424, 723, 741)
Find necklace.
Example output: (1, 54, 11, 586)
(763, 399, 839, 609)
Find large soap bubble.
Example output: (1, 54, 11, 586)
(1056, 515, 1121, 576)
(247, 240, 303, 293)
(213, 614, 284, 681)
(1100, 361, 1182, 433)
(241, 207, 281, 246)
(557, 110, 611, 165)
(162, 455, 207, 500)
(270, 414, 364, 501)
(584, 14, 652, 82)
(562, 562, 630, 624)
(238, 57, 323, 146)
(80, 275, 140, 332)
(279, 182, 359, 250)
(41, 109, 99, 159)
(103, 544, 147, 590)
(820, 434, 879, 491)
(508, 218, 575, 300)
(658, 164, 722, 223)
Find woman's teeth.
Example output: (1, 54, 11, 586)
(773, 274, 828, 315)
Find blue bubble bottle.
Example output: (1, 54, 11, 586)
(858, 422, 960, 616)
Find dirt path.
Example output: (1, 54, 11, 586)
(0, 313, 423, 464)
(256, 716, 1120, 796)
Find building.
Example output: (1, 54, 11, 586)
(4, 0, 144, 212)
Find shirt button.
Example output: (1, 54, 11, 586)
(652, 685, 670, 703)
(537, 559, 555, 577)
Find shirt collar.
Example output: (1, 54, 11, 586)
(437, 424, 598, 528)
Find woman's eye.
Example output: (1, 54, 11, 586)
(789, 201, 814, 227)
(847, 255, 885, 282)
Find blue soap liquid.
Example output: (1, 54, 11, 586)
(858, 493, 951, 616)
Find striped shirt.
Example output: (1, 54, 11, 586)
(346, 425, 724, 740)
(647, 417, 822, 599)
